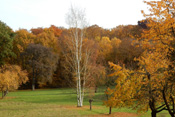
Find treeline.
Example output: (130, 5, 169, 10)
(1, 0, 175, 117)
(0, 20, 145, 91)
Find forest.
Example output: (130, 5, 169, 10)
(1, 0, 175, 117)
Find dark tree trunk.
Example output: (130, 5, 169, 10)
(90, 102, 92, 110)
(95, 85, 98, 93)
(32, 74, 35, 91)
(32, 83, 35, 91)
(105, 86, 109, 100)
(151, 111, 157, 117)
(32, 60, 35, 91)
(4, 90, 8, 97)
(170, 114, 174, 117)
(89, 99, 93, 110)
(162, 87, 174, 117)
(2, 90, 8, 99)
(147, 72, 157, 117)
(2, 91, 4, 99)
(109, 107, 112, 114)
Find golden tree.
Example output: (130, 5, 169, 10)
(140, 1, 175, 116)
(105, 0, 175, 117)
(104, 62, 141, 114)
(105, 50, 171, 116)
(34, 27, 61, 53)
(0, 65, 28, 98)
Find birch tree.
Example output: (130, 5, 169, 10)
(65, 5, 88, 107)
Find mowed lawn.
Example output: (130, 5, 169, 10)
(0, 88, 169, 117)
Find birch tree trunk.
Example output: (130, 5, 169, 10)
(65, 5, 87, 107)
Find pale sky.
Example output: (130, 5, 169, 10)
(0, 0, 150, 31)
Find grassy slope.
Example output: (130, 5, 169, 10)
(0, 88, 169, 117)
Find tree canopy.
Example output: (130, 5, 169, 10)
(22, 44, 59, 89)
(0, 20, 15, 66)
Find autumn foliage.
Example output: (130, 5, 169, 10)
(2, 1, 173, 116)
(104, 0, 175, 117)
(0, 65, 28, 98)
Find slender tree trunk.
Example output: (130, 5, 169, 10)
(32, 74, 35, 91)
(90, 103, 92, 110)
(78, 73, 82, 107)
(1, 88, 8, 99)
(32, 60, 35, 91)
(2, 91, 4, 99)
(77, 59, 83, 107)
(66, 5, 87, 108)
(76, 77, 79, 106)
(32, 83, 35, 91)
(109, 107, 112, 114)
(4, 89, 8, 97)
(76, 30, 83, 107)
(82, 58, 88, 105)
(162, 85, 175, 117)
(106, 86, 109, 100)
(89, 99, 93, 110)
(82, 76, 86, 105)
(147, 72, 158, 117)
(95, 85, 98, 93)
(162, 87, 174, 117)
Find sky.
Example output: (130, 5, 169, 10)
(0, 0, 151, 31)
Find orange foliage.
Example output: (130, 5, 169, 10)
(14, 29, 35, 53)
(0, 65, 28, 92)
(105, 1, 175, 115)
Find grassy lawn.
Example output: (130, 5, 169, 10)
(0, 88, 170, 117)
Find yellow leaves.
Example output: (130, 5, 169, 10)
(106, 49, 171, 110)
(137, 50, 170, 77)
(98, 36, 113, 60)
(108, 62, 122, 72)
(14, 27, 61, 56)
(105, 62, 138, 108)
(94, 36, 101, 42)
(35, 30, 60, 53)
(0, 65, 28, 91)
(111, 37, 121, 48)
(14, 29, 35, 53)
(140, 0, 175, 53)
(100, 36, 111, 44)
(141, 1, 175, 47)
(107, 0, 175, 111)
(134, 0, 175, 108)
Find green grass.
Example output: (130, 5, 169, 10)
(0, 88, 170, 117)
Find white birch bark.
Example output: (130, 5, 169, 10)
(65, 5, 87, 107)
